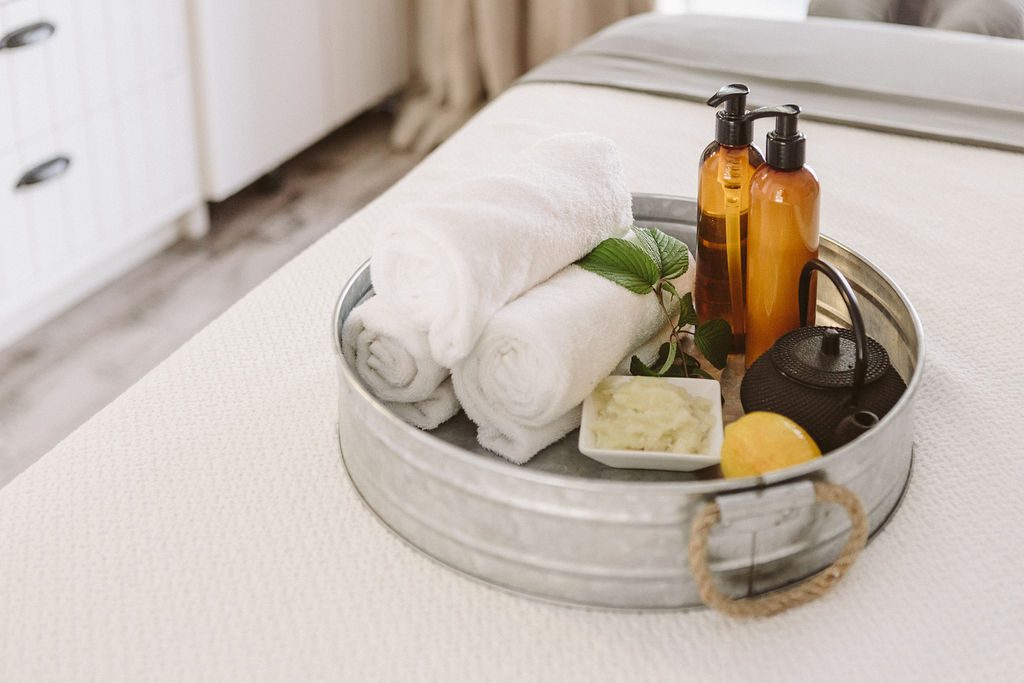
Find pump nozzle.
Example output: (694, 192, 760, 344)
(707, 84, 753, 146)
(746, 105, 805, 170)
(744, 104, 800, 125)
(707, 84, 749, 116)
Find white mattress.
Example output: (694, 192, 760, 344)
(1, 83, 1022, 681)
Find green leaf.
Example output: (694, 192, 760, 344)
(676, 292, 698, 328)
(630, 355, 660, 377)
(648, 351, 700, 379)
(632, 227, 662, 272)
(577, 238, 660, 294)
(654, 341, 677, 375)
(639, 228, 689, 279)
(651, 342, 672, 366)
(693, 319, 732, 370)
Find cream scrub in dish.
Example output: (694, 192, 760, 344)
(579, 376, 724, 472)
(592, 377, 712, 452)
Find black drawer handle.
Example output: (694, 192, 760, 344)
(16, 155, 71, 189)
(0, 21, 57, 50)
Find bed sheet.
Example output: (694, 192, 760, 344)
(1, 83, 1022, 681)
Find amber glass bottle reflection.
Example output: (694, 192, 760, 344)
(695, 143, 764, 352)
(744, 163, 820, 367)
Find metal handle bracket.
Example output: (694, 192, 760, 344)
(691, 481, 868, 617)
(715, 480, 816, 533)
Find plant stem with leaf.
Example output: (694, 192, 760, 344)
(577, 226, 732, 379)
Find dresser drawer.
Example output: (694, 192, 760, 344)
(0, 127, 93, 284)
(1, 0, 192, 149)
(0, 0, 83, 143)
(1, 1, 56, 144)
(16, 134, 77, 275)
(0, 0, 200, 346)
(0, 75, 200, 294)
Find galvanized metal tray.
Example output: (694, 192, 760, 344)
(332, 193, 924, 610)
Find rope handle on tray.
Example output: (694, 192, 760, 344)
(688, 481, 868, 618)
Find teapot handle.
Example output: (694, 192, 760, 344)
(798, 259, 868, 402)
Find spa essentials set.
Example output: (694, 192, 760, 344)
(333, 126, 922, 615)
(341, 90, 907, 479)
(333, 190, 923, 613)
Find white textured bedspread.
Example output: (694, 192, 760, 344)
(2, 83, 1022, 680)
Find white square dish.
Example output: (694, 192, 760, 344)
(579, 376, 723, 472)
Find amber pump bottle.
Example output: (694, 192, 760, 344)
(744, 105, 821, 367)
(695, 84, 765, 352)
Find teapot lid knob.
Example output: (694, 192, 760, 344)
(821, 328, 841, 355)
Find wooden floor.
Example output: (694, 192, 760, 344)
(0, 110, 423, 488)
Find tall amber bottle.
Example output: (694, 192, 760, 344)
(695, 84, 764, 352)
(745, 105, 820, 367)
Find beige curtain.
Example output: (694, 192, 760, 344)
(391, 0, 653, 153)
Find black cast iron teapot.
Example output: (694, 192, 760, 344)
(740, 259, 907, 452)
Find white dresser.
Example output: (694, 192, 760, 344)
(0, 0, 203, 349)
(0, 0, 408, 349)
(189, 0, 409, 200)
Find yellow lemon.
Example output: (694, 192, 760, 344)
(720, 412, 821, 479)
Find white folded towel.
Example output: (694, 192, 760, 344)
(342, 297, 459, 429)
(453, 250, 696, 464)
(342, 296, 448, 402)
(371, 132, 633, 366)
(386, 379, 460, 431)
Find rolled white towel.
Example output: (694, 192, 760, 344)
(386, 379, 460, 431)
(342, 297, 459, 429)
(342, 296, 448, 402)
(453, 251, 696, 464)
(372, 132, 633, 366)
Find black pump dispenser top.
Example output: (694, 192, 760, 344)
(707, 84, 753, 147)
(746, 104, 805, 171)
